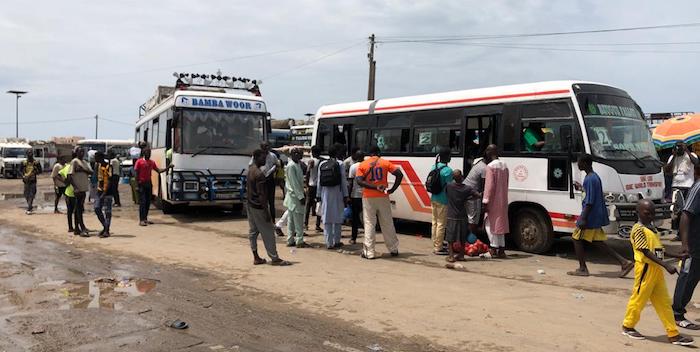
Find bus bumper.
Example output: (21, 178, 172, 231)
(605, 201, 672, 238)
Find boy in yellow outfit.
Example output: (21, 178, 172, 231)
(622, 199, 694, 345)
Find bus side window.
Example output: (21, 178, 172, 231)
(355, 130, 368, 150)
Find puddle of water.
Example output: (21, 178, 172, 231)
(0, 192, 54, 201)
(67, 278, 158, 309)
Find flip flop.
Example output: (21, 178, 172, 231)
(567, 270, 590, 277)
(270, 260, 292, 266)
(168, 320, 189, 330)
(253, 258, 267, 265)
(619, 262, 635, 278)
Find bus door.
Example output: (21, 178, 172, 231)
(463, 108, 499, 173)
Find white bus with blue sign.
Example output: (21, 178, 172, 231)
(135, 73, 268, 213)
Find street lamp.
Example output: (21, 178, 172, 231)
(6, 90, 28, 138)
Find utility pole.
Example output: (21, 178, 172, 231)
(94, 114, 98, 139)
(6, 90, 28, 138)
(367, 34, 376, 100)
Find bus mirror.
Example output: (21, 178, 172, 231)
(560, 125, 572, 148)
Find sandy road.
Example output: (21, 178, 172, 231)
(1, 175, 699, 351)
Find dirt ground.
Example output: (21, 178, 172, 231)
(1, 175, 699, 351)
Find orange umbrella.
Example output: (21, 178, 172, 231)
(652, 113, 700, 149)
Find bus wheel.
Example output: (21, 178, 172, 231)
(512, 208, 553, 254)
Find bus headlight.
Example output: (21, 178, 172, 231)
(626, 193, 640, 203)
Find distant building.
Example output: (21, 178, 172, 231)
(51, 136, 85, 145)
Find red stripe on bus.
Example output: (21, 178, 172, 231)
(320, 89, 570, 117)
(549, 212, 578, 221)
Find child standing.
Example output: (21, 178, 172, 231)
(622, 199, 694, 345)
(445, 170, 480, 262)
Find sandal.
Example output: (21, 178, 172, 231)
(677, 320, 700, 330)
(270, 259, 292, 266)
(619, 262, 634, 278)
(567, 269, 590, 277)
(253, 258, 267, 265)
(446, 256, 456, 263)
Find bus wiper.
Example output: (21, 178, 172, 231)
(603, 148, 646, 168)
(190, 145, 235, 157)
(640, 154, 665, 167)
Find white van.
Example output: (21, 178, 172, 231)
(0, 142, 33, 178)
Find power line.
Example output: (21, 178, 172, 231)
(377, 22, 700, 42)
(262, 42, 364, 80)
(100, 117, 133, 126)
(413, 40, 700, 47)
(407, 41, 700, 54)
(0, 116, 93, 125)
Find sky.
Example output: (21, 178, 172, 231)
(1, 0, 700, 140)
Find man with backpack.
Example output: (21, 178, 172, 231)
(427, 147, 454, 255)
(317, 143, 349, 249)
(356, 145, 404, 259)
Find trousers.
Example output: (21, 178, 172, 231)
(324, 223, 342, 248)
(94, 194, 114, 231)
(247, 205, 279, 260)
(305, 186, 320, 228)
(350, 197, 363, 241)
(65, 196, 76, 231)
(138, 182, 152, 222)
(623, 263, 679, 338)
(74, 191, 87, 232)
(673, 257, 700, 320)
(431, 201, 447, 251)
(362, 197, 399, 259)
(287, 205, 305, 245)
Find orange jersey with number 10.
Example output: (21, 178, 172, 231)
(356, 156, 399, 198)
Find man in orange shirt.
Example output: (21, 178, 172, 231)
(356, 145, 404, 259)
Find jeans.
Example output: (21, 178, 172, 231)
(94, 193, 114, 232)
(673, 257, 700, 320)
(138, 182, 152, 222)
(350, 197, 363, 241)
(66, 196, 76, 231)
(24, 181, 36, 211)
(74, 192, 87, 232)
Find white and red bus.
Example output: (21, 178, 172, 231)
(312, 81, 669, 253)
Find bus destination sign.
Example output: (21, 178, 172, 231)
(176, 96, 266, 112)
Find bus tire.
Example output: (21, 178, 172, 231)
(155, 197, 176, 214)
(232, 203, 245, 216)
(512, 207, 553, 254)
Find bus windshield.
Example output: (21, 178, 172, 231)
(181, 109, 264, 156)
(2, 148, 31, 158)
(578, 93, 658, 161)
(79, 143, 107, 153)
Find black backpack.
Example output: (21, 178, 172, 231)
(319, 158, 342, 187)
(425, 157, 446, 194)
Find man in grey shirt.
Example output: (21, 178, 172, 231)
(249, 142, 280, 221)
(464, 154, 492, 234)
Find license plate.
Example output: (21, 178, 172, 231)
(215, 193, 236, 200)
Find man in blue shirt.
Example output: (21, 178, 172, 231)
(430, 147, 454, 255)
(568, 154, 633, 277)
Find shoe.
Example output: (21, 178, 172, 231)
(334, 242, 344, 248)
(73, 231, 81, 236)
(286, 243, 296, 247)
(68, 228, 74, 233)
(54, 210, 61, 214)
(296, 242, 309, 248)
(139, 221, 147, 226)
(670, 335, 694, 345)
(391, 251, 399, 257)
(361, 252, 376, 260)
(146, 220, 154, 225)
(98, 230, 105, 237)
(99, 231, 110, 238)
(79, 231, 90, 238)
(25, 210, 33, 215)
(315, 226, 323, 232)
(621, 328, 645, 340)
(275, 227, 285, 237)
